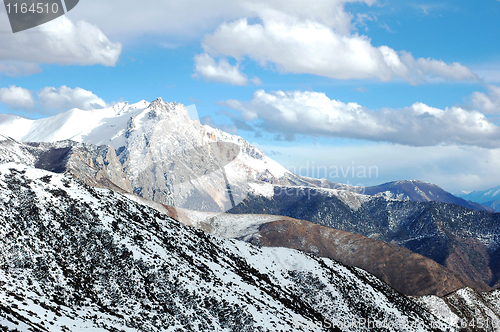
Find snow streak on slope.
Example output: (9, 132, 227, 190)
(0, 134, 37, 166)
(0, 163, 456, 332)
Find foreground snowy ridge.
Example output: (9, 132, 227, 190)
(0, 163, 455, 331)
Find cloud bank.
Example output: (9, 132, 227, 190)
(0, 86, 35, 109)
(38, 86, 107, 111)
(0, 16, 122, 76)
(222, 89, 500, 147)
(262, 142, 500, 193)
(0, 85, 108, 113)
(201, 18, 477, 83)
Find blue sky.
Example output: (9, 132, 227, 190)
(1, 0, 500, 192)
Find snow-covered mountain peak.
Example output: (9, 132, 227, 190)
(0, 98, 294, 211)
(130, 99, 150, 109)
(0, 101, 145, 146)
(147, 97, 191, 120)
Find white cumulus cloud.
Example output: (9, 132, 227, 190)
(202, 18, 477, 83)
(0, 16, 121, 74)
(222, 89, 500, 147)
(471, 85, 500, 114)
(193, 53, 249, 85)
(38, 86, 107, 111)
(65, 0, 375, 38)
(0, 85, 34, 109)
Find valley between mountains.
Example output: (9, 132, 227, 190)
(1, 98, 500, 331)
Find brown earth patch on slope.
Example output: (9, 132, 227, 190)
(444, 237, 493, 286)
(245, 218, 491, 297)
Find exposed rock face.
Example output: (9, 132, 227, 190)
(113, 100, 293, 211)
(0, 163, 456, 332)
(0, 134, 132, 192)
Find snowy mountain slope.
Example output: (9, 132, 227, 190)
(0, 100, 151, 145)
(414, 288, 500, 331)
(127, 200, 286, 240)
(0, 163, 457, 331)
(101, 183, 490, 297)
(0, 134, 37, 166)
(148, 204, 490, 297)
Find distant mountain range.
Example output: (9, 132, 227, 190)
(457, 185, 500, 212)
(364, 179, 493, 212)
